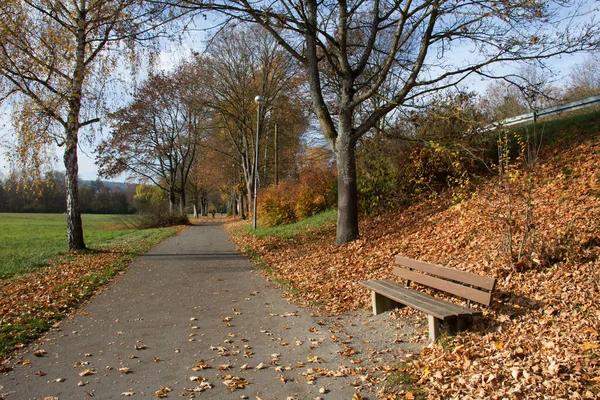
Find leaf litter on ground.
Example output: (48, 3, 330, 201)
(226, 139, 600, 399)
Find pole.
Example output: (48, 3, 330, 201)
(274, 123, 279, 187)
(253, 103, 262, 229)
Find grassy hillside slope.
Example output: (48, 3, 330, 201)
(230, 112, 600, 398)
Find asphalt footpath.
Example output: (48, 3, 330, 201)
(0, 221, 422, 400)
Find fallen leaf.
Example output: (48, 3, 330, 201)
(79, 368, 96, 377)
(222, 376, 248, 391)
(583, 341, 599, 351)
(155, 386, 171, 398)
(218, 363, 232, 371)
(192, 360, 210, 370)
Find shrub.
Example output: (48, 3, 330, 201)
(257, 167, 337, 227)
(357, 135, 400, 214)
(134, 211, 190, 229)
(258, 182, 298, 227)
(295, 167, 337, 219)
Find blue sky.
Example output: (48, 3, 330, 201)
(1, 3, 598, 182)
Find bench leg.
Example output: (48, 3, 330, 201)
(428, 316, 473, 342)
(371, 292, 402, 315)
(428, 315, 441, 342)
(372, 291, 388, 315)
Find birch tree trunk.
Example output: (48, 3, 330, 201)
(63, 1, 88, 251)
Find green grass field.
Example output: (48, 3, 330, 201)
(243, 209, 336, 239)
(0, 213, 169, 279)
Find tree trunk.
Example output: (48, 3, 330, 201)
(231, 194, 237, 216)
(169, 186, 175, 213)
(63, 3, 87, 251)
(64, 139, 86, 250)
(179, 190, 185, 215)
(193, 203, 198, 219)
(202, 198, 208, 216)
(334, 134, 359, 245)
(239, 193, 246, 219)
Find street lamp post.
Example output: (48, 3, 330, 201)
(253, 95, 265, 229)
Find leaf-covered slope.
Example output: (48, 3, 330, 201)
(231, 137, 600, 398)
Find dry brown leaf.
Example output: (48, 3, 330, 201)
(79, 368, 96, 377)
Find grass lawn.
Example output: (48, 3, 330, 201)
(0, 213, 155, 279)
(242, 209, 337, 239)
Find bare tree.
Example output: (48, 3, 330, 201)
(565, 53, 600, 100)
(173, 0, 600, 244)
(0, 0, 184, 249)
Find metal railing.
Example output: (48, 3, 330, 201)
(494, 94, 600, 129)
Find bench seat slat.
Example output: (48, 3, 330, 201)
(360, 280, 481, 320)
(373, 280, 481, 316)
(371, 280, 476, 317)
(362, 280, 451, 319)
(393, 266, 493, 306)
(395, 256, 496, 291)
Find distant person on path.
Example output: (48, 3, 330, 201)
(210, 209, 216, 218)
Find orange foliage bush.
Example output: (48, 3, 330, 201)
(295, 166, 337, 219)
(257, 181, 298, 227)
(258, 167, 337, 227)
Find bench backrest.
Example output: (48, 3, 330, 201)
(394, 256, 496, 306)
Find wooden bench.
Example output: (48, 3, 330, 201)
(360, 256, 496, 342)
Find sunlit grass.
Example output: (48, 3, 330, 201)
(0, 214, 163, 278)
(245, 209, 336, 239)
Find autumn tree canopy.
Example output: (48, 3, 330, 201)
(0, 0, 185, 249)
(97, 62, 212, 213)
(203, 24, 308, 212)
(172, 0, 600, 244)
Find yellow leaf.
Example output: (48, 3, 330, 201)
(583, 342, 599, 351)
(494, 341, 504, 350)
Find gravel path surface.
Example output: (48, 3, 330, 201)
(0, 221, 424, 399)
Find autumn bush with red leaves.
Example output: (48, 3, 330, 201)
(228, 135, 600, 398)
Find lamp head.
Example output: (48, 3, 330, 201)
(254, 95, 265, 104)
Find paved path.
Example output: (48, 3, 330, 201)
(0, 222, 422, 400)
